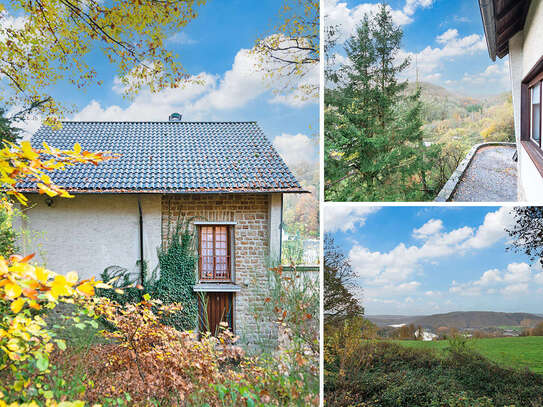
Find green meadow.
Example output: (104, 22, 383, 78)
(397, 336, 543, 374)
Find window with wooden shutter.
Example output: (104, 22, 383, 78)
(198, 225, 231, 281)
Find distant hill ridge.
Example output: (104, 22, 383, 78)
(367, 311, 543, 329)
(413, 311, 543, 329)
(406, 81, 509, 105)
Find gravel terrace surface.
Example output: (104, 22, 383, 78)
(450, 145, 517, 202)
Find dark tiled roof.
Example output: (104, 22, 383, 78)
(17, 121, 305, 194)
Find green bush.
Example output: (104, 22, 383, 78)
(325, 340, 543, 407)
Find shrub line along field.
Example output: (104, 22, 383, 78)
(394, 336, 543, 374)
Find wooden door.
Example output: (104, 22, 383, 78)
(199, 292, 233, 336)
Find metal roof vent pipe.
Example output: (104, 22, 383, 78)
(169, 112, 182, 122)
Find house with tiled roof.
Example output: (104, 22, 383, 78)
(478, 0, 543, 200)
(16, 114, 305, 339)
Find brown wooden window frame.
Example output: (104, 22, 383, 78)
(521, 55, 543, 177)
(198, 224, 233, 282)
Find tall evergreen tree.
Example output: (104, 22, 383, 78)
(325, 3, 438, 201)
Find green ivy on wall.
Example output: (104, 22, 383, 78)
(148, 220, 198, 330)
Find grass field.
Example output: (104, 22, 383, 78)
(396, 336, 543, 374)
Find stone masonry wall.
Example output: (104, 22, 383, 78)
(161, 193, 276, 344)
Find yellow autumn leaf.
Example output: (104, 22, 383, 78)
(34, 267, 49, 283)
(4, 282, 22, 299)
(6, 339, 20, 352)
(65, 271, 78, 285)
(77, 281, 95, 297)
(50, 275, 72, 299)
(37, 183, 58, 198)
(20, 141, 39, 160)
(10, 298, 25, 313)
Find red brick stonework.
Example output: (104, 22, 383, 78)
(161, 193, 276, 344)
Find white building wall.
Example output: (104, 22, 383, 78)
(509, 0, 543, 201)
(17, 194, 162, 281)
(268, 193, 282, 265)
(509, 33, 524, 199)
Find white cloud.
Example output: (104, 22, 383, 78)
(477, 268, 502, 286)
(0, 11, 27, 34)
(273, 133, 316, 166)
(364, 281, 421, 300)
(193, 49, 268, 111)
(460, 60, 511, 90)
(403, 0, 434, 16)
(399, 29, 486, 83)
(449, 261, 540, 297)
(349, 208, 511, 289)
(74, 72, 218, 122)
(436, 28, 460, 45)
(324, 0, 414, 44)
(412, 219, 443, 239)
(462, 207, 514, 250)
(324, 206, 380, 233)
(503, 262, 532, 283)
(70, 42, 316, 124)
(167, 32, 197, 45)
(501, 283, 529, 296)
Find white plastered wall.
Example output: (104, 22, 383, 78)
(268, 193, 282, 265)
(16, 194, 162, 280)
(509, 0, 543, 201)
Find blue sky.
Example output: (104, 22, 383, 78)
(324, 206, 543, 315)
(324, 0, 510, 96)
(14, 1, 318, 167)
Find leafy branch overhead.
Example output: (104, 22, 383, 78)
(253, 0, 319, 99)
(0, 0, 206, 123)
(0, 140, 117, 204)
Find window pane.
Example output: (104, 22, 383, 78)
(533, 83, 541, 104)
(200, 225, 230, 280)
(532, 83, 541, 143)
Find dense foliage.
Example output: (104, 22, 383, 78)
(0, 201, 17, 257)
(0, 254, 102, 406)
(324, 235, 364, 327)
(0, 0, 206, 124)
(325, 340, 543, 407)
(506, 207, 543, 267)
(254, 264, 320, 404)
(150, 220, 198, 331)
(98, 220, 199, 332)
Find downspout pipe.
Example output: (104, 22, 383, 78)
(138, 197, 144, 284)
(279, 194, 283, 264)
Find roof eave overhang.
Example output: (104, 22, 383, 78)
(479, 0, 498, 61)
(16, 188, 311, 195)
